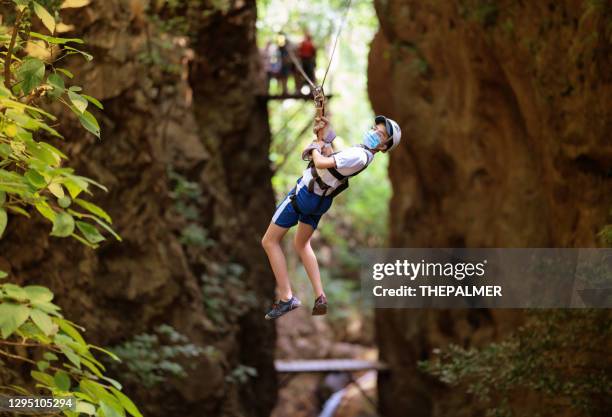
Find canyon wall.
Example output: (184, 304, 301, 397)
(0, 1, 276, 416)
(368, 1, 611, 416)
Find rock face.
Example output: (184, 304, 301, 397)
(0, 1, 276, 417)
(368, 1, 611, 416)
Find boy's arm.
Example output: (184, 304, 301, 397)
(312, 146, 336, 169)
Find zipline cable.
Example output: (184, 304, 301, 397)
(285, 0, 353, 93)
(320, 0, 353, 88)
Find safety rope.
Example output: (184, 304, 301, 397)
(321, 0, 353, 88)
(286, 0, 353, 93)
(279, 0, 353, 140)
(288, 48, 317, 90)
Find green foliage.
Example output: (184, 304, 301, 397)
(180, 223, 215, 247)
(0, 272, 143, 417)
(420, 310, 612, 417)
(201, 262, 258, 325)
(225, 364, 257, 384)
(0, 0, 119, 248)
(107, 324, 214, 389)
(0, 3, 139, 417)
(599, 224, 612, 246)
(168, 169, 216, 248)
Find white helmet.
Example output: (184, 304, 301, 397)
(375, 115, 401, 151)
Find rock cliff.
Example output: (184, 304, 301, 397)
(368, 1, 611, 416)
(0, 1, 276, 416)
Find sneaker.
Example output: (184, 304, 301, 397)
(312, 294, 328, 316)
(264, 296, 301, 320)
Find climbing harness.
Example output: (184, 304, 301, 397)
(308, 144, 374, 198)
(289, 144, 374, 216)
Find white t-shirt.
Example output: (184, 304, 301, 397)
(300, 147, 373, 195)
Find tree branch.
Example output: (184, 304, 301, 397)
(4, 9, 23, 89)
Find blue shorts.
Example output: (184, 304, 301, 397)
(272, 179, 333, 230)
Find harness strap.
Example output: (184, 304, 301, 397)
(328, 180, 349, 198)
(289, 192, 302, 215)
(306, 146, 374, 199)
(291, 181, 329, 215)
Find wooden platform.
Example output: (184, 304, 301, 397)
(274, 359, 388, 373)
(257, 93, 334, 101)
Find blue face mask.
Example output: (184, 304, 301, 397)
(362, 130, 381, 149)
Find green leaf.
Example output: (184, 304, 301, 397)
(0, 302, 30, 338)
(48, 182, 65, 199)
(3, 283, 28, 301)
(35, 201, 56, 222)
(25, 169, 47, 188)
(80, 381, 119, 409)
(68, 90, 88, 113)
(56, 68, 74, 79)
(44, 352, 59, 361)
(90, 216, 121, 242)
(24, 286, 54, 303)
(76, 221, 105, 244)
(54, 370, 71, 391)
(31, 370, 55, 387)
(71, 232, 98, 248)
(81, 94, 104, 109)
(47, 72, 65, 98)
(61, 0, 91, 9)
(57, 318, 87, 345)
(74, 199, 112, 223)
(109, 387, 143, 417)
(31, 301, 61, 315)
(37, 360, 50, 371)
(0, 208, 6, 239)
(33, 2, 56, 34)
(0, 191, 5, 204)
(6, 206, 30, 218)
(17, 58, 46, 95)
(89, 345, 120, 362)
(101, 376, 122, 390)
(64, 176, 89, 198)
(78, 110, 100, 138)
(51, 211, 74, 237)
(28, 141, 62, 166)
(58, 196, 72, 208)
(58, 344, 81, 368)
(100, 401, 124, 417)
(75, 401, 96, 415)
(39, 142, 67, 159)
(0, 270, 7, 279)
(30, 308, 55, 335)
(17, 322, 49, 340)
(80, 357, 104, 377)
(30, 32, 84, 45)
(64, 45, 93, 61)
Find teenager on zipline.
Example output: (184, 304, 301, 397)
(261, 114, 402, 319)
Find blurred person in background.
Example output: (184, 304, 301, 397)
(297, 31, 317, 94)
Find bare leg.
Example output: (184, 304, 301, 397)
(261, 223, 292, 300)
(294, 222, 324, 298)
